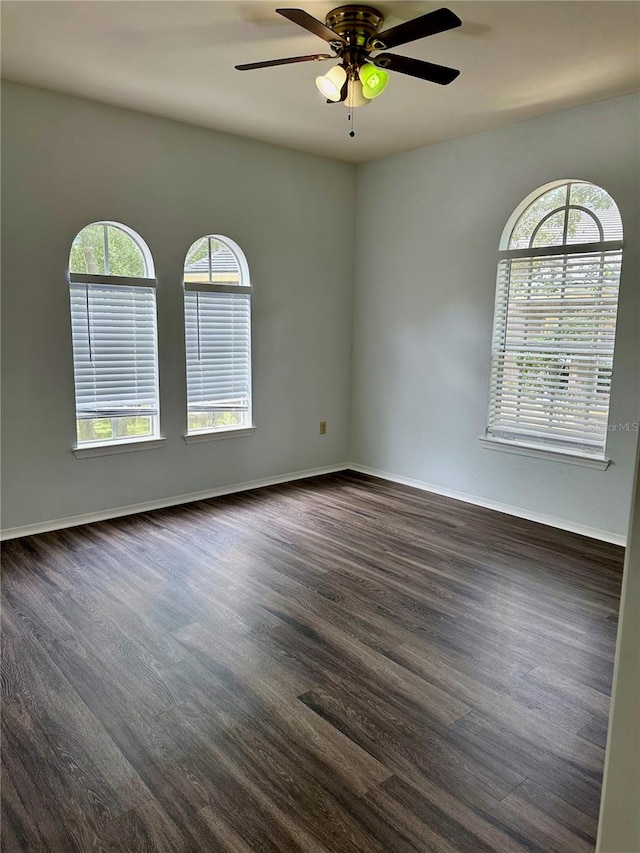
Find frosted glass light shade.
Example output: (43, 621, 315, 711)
(359, 63, 389, 99)
(315, 65, 347, 101)
(344, 79, 370, 108)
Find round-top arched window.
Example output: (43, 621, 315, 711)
(68, 221, 159, 446)
(487, 180, 623, 462)
(70, 221, 154, 278)
(504, 181, 623, 251)
(182, 235, 252, 436)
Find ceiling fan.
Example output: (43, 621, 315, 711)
(235, 6, 462, 111)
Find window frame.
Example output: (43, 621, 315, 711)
(68, 221, 162, 453)
(182, 234, 254, 440)
(483, 180, 623, 468)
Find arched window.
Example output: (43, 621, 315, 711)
(183, 235, 252, 435)
(69, 222, 160, 446)
(486, 181, 623, 461)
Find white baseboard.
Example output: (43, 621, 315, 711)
(350, 463, 627, 547)
(0, 463, 349, 541)
(2, 461, 626, 547)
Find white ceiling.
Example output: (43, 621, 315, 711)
(2, 1, 639, 163)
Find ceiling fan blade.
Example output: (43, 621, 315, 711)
(236, 53, 332, 71)
(374, 53, 460, 85)
(276, 8, 345, 44)
(372, 8, 461, 50)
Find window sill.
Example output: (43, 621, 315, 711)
(183, 426, 256, 444)
(73, 436, 166, 459)
(480, 436, 610, 470)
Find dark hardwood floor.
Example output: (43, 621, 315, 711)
(1, 471, 624, 852)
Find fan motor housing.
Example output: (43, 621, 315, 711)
(325, 5, 384, 46)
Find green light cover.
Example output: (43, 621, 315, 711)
(359, 63, 389, 99)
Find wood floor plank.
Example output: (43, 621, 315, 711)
(577, 715, 610, 750)
(449, 710, 604, 816)
(389, 640, 608, 759)
(298, 684, 526, 807)
(102, 797, 187, 853)
(1, 756, 93, 853)
(501, 778, 599, 846)
(165, 623, 392, 797)
(172, 620, 317, 699)
(493, 673, 594, 733)
(491, 778, 598, 853)
(521, 664, 612, 719)
(371, 773, 538, 853)
(1, 615, 149, 842)
(238, 588, 474, 727)
(1, 471, 624, 851)
(45, 590, 183, 718)
(168, 721, 375, 853)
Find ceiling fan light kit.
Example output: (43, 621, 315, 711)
(236, 5, 462, 133)
(359, 62, 389, 99)
(315, 64, 347, 101)
(345, 79, 371, 109)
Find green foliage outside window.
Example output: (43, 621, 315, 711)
(187, 411, 244, 432)
(70, 223, 145, 277)
(510, 183, 616, 249)
(76, 417, 153, 443)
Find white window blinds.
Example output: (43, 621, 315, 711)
(185, 290, 251, 412)
(487, 182, 623, 458)
(70, 282, 159, 418)
(183, 237, 252, 432)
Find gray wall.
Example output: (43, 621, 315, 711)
(1, 83, 355, 532)
(2, 85, 638, 540)
(597, 441, 640, 852)
(351, 94, 640, 540)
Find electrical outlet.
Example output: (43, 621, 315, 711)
(319, 421, 327, 435)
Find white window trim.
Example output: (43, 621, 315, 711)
(183, 234, 253, 438)
(183, 426, 256, 444)
(69, 222, 162, 450)
(479, 436, 610, 469)
(73, 436, 166, 459)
